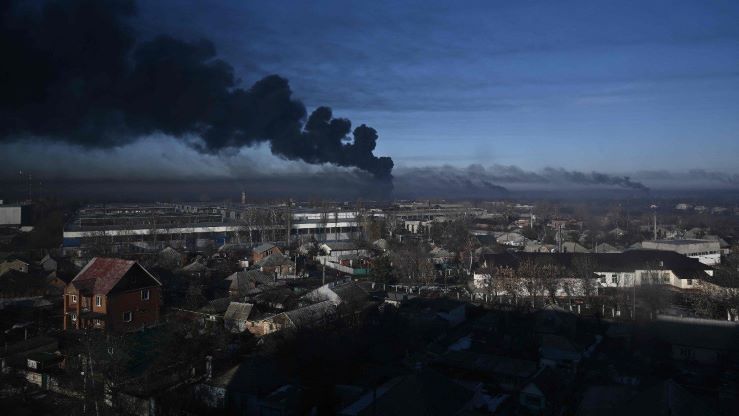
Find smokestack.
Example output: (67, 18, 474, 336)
(241, 191, 246, 205)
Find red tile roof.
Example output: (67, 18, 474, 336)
(71, 257, 136, 295)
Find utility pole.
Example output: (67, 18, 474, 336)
(651, 204, 658, 240)
(558, 224, 563, 252)
(285, 200, 292, 247)
(632, 273, 636, 320)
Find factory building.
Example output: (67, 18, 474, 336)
(0, 201, 31, 226)
(640, 239, 722, 265)
(62, 203, 364, 260)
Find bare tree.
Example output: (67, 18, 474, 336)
(694, 278, 739, 321)
(542, 264, 563, 304)
(572, 256, 599, 308)
(517, 258, 545, 308)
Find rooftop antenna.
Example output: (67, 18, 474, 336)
(650, 204, 658, 240)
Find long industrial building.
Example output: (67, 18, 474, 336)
(62, 203, 367, 258)
(640, 239, 722, 265)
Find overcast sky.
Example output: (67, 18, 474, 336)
(135, 0, 739, 172)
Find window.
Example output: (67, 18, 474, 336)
(123, 311, 132, 322)
(95, 295, 102, 307)
(71, 295, 77, 303)
(141, 289, 150, 301)
(611, 277, 618, 284)
(687, 279, 693, 286)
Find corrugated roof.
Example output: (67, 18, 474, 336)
(224, 302, 253, 322)
(257, 253, 292, 268)
(253, 243, 277, 253)
(72, 257, 135, 294)
(284, 300, 337, 328)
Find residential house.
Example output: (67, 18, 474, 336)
(302, 280, 372, 311)
(224, 302, 254, 333)
(594, 243, 620, 253)
(477, 251, 714, 294)
(245, 300, 338, 336)
(63, 257, 162, 332)
(429, 246, 454, 264)
(256, 253, 294, 277)
(560, 241, 590, 253)
(319, 241, 369, 262)
(252, 243, 281, 263)
(38, 254, 57, 273)
(523, 242, 555, 253)
(0, 258, 29, 276)
(225, 269, 273, 298)
(495, 231, 527, 247)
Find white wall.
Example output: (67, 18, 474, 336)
(0, 206, 22, 226)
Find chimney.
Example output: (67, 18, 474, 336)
(241, 191, 246, 205)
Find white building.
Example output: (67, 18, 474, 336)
(640, 239, 721, 265)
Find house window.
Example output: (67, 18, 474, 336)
(141, 289, 150, 301)
(71, 295, 77, 303)
(95, 295, 102, 307)
(687, 279, 693, 286)
(611, 277, 618, 284)
(123, 311, 132, 322)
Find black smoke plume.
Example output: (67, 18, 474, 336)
(395, 164, 650, 194)
(540, 168, 649, 191)
(0, 0, 393, 179)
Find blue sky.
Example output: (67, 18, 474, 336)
(133, 0, 739, 173)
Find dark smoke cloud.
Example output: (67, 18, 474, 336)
(686, 169, 739, 185)
(394, 165, 509, 199)
(0, 0, 393, 179)
(395, 164, 650, 195)
(539, 167, 649, 191)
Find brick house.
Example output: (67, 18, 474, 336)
(252, 243, 281, 263)
(63, 257, 162, 332)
